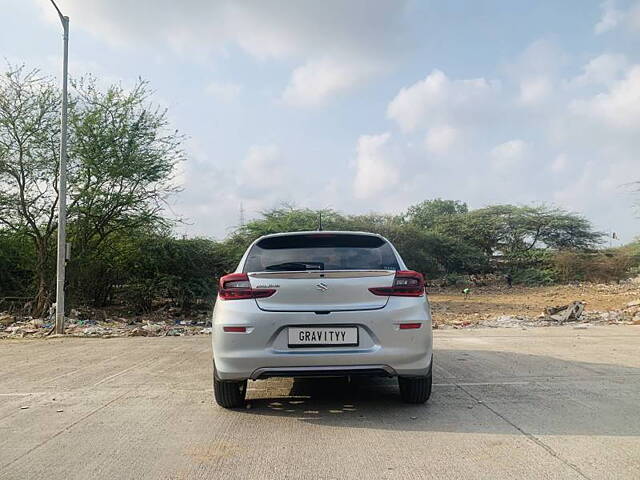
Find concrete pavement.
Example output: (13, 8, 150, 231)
(1, 326, 639, 479)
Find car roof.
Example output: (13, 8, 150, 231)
(255, 230, 384, 241)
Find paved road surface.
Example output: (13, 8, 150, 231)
(1, 326, 639, 479)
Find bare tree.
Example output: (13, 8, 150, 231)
(0, 66, 60, 315)
(0, 66, 184, 316)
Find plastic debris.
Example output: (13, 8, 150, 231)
(0, 309, 212, 339)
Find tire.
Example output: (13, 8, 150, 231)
(398, 361, 432, 404)
(213, 367, 247, 409)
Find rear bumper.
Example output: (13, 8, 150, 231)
(250, 365, 396, 380)
(214, 344, 433, 380)
(212, 297, 433, 381)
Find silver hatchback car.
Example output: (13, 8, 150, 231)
(211, 231, 433, 408)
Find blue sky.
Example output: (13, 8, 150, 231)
(2, 0, 640, 243)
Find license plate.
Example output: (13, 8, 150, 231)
(288, 327, 358, 347)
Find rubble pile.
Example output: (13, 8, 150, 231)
(3, 293, 640, 337)
(0, 310, 212, 339)
(582, 299, 640, 325)
(438, 299, 640, 330)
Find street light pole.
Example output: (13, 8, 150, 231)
(50, 0, 69, 335)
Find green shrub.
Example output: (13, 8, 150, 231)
(123, 279, 159, 313)
(0, 233, 34, 297)
(511, 268, 556, 286)
(442, 273, 465, 286)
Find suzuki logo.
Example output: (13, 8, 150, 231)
(315, 282, 328, 292)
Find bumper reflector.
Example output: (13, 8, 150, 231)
(399, 323, 422, 330)
(223, 326, 247, 333)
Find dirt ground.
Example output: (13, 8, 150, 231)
(429, 279, 640, 326)
(3, 279, 640, 338)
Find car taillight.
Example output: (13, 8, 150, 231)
(218, 273, 276, 300)
(368, 270, 425, 297)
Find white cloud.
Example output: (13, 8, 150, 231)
(570, 53, 628, 86)
(508, 39, 566, 107)
(282, 57, 378, 108)
(518, 76, 553, 105)
(205, 81, 241, 101)
(353, 132, 400, 199)
(550, 154, 569, 173)
(33, 2, 640, 242)
(238, 145, 287, 192)
(571, 65, 640, 130)
(386, 70, 495, 132)
(490, 140, 528, 170)
(43, 0, 408, 106)
(424, 125, 460, 155)
(595, 0, 640, 34)
(630, 3, 640, 31)
(551, 156, 640, 225)
(595, 1, 624, 34)
(171, 141, 301, 236)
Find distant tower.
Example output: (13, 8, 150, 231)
(239, 202, 245, 227)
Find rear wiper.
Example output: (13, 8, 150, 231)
(264, 262, 324, 271)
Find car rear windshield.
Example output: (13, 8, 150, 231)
(243, 233, 400, 272)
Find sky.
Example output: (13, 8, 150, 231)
(1, 0, 640, 243)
